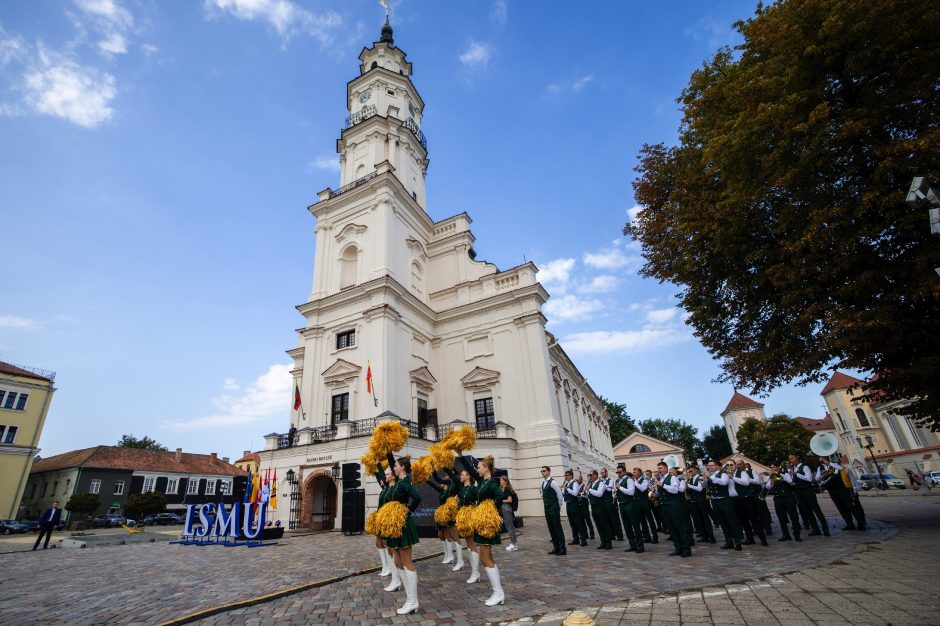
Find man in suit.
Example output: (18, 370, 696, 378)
(586, 470, 613, 550)
(540, 466, 567, 555)
(562, 470, 588, 546)
(34, 501, 62, 550)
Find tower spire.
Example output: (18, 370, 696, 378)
(378, 0, 393, 45)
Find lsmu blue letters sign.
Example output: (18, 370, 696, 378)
(183, 502, 266, 540)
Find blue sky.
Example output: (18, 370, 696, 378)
(1, 0, 835, 460)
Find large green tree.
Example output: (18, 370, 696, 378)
(736, 415, 813, 466)
(638, 418, 699, 462)
(601, 397, 638, 446)
(64, 492, 100, 520)
(125, 492, 167, 522)
(117, 434, 168, 451)
(625, 0, 940, 429)
(701, 424, 733, 462)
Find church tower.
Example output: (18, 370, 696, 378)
(264, 20, 615, 528)
(721, 391, 767, 453)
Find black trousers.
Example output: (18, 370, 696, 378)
(619, 502, 644, 550)
(711, 497, 742, 546)
(544, 505, 566, 551)
(689, 500, 714, 540)
(639, 499, 658, 541)
(733, 496, 766, 543)
(566, 500, 588, 542)
(34, 525, 55, 549)
(578, 499, 595, 538)
(794, 488, 829, 534)
(758, 497, 773, 533)
(773, 496, 801, 538)
(827, 487, 866, 529)
(606, 499, 623, 540)
(590, 502, 612, 547)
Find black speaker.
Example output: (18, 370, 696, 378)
(341, 462, 361, 489)
(341, 488, 365, 535)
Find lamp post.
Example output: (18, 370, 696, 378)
(856, 435, 887, 490)
(285, 468, 300, 530)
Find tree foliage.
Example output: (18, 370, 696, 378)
(125, 492, 167, 521)
(625, 0, 940, 429)
(117, 434, 168, 451)
(64, 492, 100, 519)
(736, 415, 813, 466)
(701, 424, 733, 461)
(601, 397, 638, 446)
(638, 418, 699, 462)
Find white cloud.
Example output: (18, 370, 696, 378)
(490, 0, 507, 27)
(560, 327, 689, 356)
(459, 41, 492, 68)
(547, 74, 594, 95)
(537, 258, 575, 294)
(205, 0, 342, 44)
(308, 154, 340, 172)
(544, 294, 603, 323)
(684, 15, 739, 50)
(141, 43, 159, 56)
(546, 83, 561, 95)
(168, 363, 292, 431)
(0, 315, 40, 330)
(97, 33, 127, 55)
(0, 25, 26, 67)
(572, 74, 593, 91)
(645, 307, 678, 325)
(626, 204, 642, 222)
(583, 241, 637, 270)
(74, 0, 134, 30)
(578, 275, 618, 294)
(22, 48, 117, 128)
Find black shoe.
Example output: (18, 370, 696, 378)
(720, 543, 733, 550)
(743, 539, 755, 545)
(681, 553, 691, 558)
(636, 547, 645, 553)
(548, 549, 558, 555)
(580, 540, 587, 546)
(568, 540, 579, 545)
(557, 550, 567, 555)
(795, 536, 802, 542)
(778, 536, 791, 542)
(760, 539, 769, 546)
(734, 543, 742, 551)
(668, 550, 681, 556)
(596, 545, 606, 549)
(604, 544, 612, 550)
(624, 546, 636, 552)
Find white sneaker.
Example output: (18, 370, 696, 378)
(506, 544, 518, 551)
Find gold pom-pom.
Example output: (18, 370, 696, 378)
(411, 456, 432, 484)
(429, 444, 455, 472)
(472, 499, 503, 539)
(434, 495, 458, 526)
(370, 421, 409, 455)
(374, 501, 408, 539)
(441, 425, 476, 453)
(455, 504, 476, 538)
(365, 510, 378, 536)
(361, 450, 378, 476)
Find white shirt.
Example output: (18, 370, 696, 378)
(661, 474, 684, 494)
(732, 469, 751, 487)
(708, 470, 737, 497)
(687, 475, 705, 492)
(564, 479, 581, 497)
(616, 476, 634, 495)
(587, 479, 606, 497)
(634, 477, 649, 493)
(794, 463, 815, 486)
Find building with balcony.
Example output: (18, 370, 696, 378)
(258, 21, 614, 530)
(0, 361, 56, 519)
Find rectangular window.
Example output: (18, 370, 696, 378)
(42, 482, 48, 497)
(14, 394, 27, 410)
(474, 397, 495, 431)
(89, 479, 101, 494)
(336, 329, 356, 349)
(331, 393, 349, 424)
(53, 481, 58, 495)
(3, 393, 16, 409)
(220, 481, 231, 495)
(0, 391, 5, 406)
(114, 480, 125, 495)
(143, 477, 155, 493)
(64, 479, 71, 494)
(166, 478, 178, 494)
(3, 426, 16, 444)
(187, 479, 199, 495)
(205, 480, 216, 495)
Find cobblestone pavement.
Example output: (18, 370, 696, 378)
(504, 495, 940, 626)
(0, 495, 933, 625)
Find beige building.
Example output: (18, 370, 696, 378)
(0, 361, 55, 519)
(721, 392, 767, 454)
(234, 451, 260, 476)
(612, 432, 685, 473)
(720, 453, 770, 476)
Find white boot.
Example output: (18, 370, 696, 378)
(484, 566, 505, 606)
(396, 568, 420, 615)
(441, 540, 453, 564)
(466, 550, 480, 584)
(378, 549, 391, 577)
(452, 543, 465, 571)
(383, 563, 401, 592)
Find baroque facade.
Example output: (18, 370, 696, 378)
(258, 23, 613, 529)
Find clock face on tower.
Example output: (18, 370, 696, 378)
(359, 90, 372, 103)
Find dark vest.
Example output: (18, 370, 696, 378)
(659, 475, 683, 504)
(707, 473, 730, 498)
(687, 475, 705, 502)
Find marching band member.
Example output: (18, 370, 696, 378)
(615, 465, 645, 553)
(633, 467, 658, 544)
(703, 459, 742, 550)
(586, 470, 613, 550)
(732, 459, 768, 546)
(601, 468, 624, 542)
(788, 453, 830, 537)
(765, 463, 801, 541)
(685, 465, 715, 543)
(656, 462, 692, 557)
(816, 456, 866, 531)
(540, 466, 567, 555)
(576, 475, 596, 540)
(562, 470, 588, 546)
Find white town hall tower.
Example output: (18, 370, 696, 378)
(259, 20, 613, 529)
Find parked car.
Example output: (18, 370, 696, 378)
(0, 519, 29, 534)
(154, 513, 182, 525)
(90, 514, 136, 528)
(925, 471, 940, 487)
(858, 473, 906, 489)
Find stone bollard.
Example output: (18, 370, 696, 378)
(563, 611, 595, 626)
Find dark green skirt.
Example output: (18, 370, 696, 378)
(435, 521, 456, 531)
(387, 516, 420, 549)
(473, 530, 502, 546)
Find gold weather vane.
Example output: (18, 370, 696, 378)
(378, 0, 390, 20)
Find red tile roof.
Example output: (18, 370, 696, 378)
(0, 361, 53, 382)
(795, 415, 835, 431)
(722, 392, 764, 413)
(31, 446, 246, 476)
(235, 452, 260, 465)
(820, 371, 865, 396)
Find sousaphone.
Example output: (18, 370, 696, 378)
(810, 432, 839, 458)
(662, 454, 681, 469)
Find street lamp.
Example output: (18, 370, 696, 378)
(331, 463, 341, 480)
(285, 468, 300, 530)
(856, 435, 887, 490)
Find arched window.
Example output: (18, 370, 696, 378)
(854, 408, 870, 428)
(835, 411, 846, 431)
(339, 245, 359, 289)
(629, 444, 651, 453)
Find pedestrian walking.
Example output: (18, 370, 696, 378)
(33, 501, 61, 550)
(499, 475, 519, 551)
